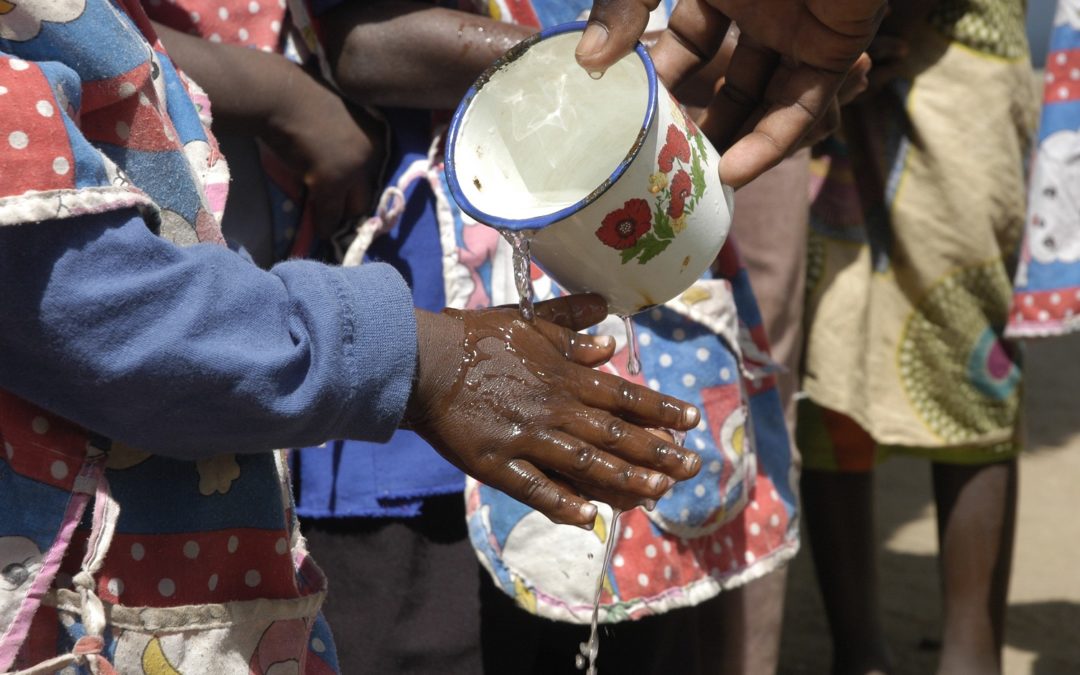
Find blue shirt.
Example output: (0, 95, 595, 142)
(0, 208, 418, 458)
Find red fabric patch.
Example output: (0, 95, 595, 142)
(0, 58, 78, 196)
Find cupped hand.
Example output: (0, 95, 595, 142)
(263, 74, 385, 239)
(404, 294, 703, 528)
(577, 0, 885, 187)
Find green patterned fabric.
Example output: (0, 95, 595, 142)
(929, 0, 1029, 59)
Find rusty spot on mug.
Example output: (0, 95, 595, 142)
(473, 177, 483, 191)
(682, 255, 691, 269)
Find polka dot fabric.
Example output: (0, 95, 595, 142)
(1008, 0, 1080, 339)
(0, 59, 77, 196)
(144, 0, 288, 52)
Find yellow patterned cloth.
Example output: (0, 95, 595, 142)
(799, 6, 1039, 468)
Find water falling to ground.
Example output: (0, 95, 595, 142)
(575, 508, 622, 675)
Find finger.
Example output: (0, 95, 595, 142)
(719, 63, 843, 188)
(521, 430, 674, 509)
(576, 369, 700, 431)
(308, 181, 348, 239)
(698, 36, 779, 154)
(532, 293, 608, 330)
(864, 61, 906, 95)
(576, 0, 659, 76)
(559, 410, 700, 480)
(650, 0, 732, 89)
(799, 99, 841, 149)
(494, 457, 600, 527)
(837, 52, 871, 105)
(344, 183, 372, 222)
(866, 35, 908, 63)
(534, 320, 616, 367)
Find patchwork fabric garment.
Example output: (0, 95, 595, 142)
(1008, 0, 1080, 338)
(293, 0, 797, 623)
(0, 3, 336, 672)
(800, 0, 1038, 468)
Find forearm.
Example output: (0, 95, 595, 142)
(0, 211, 417, 458)
(323, 1, 533, 109)
(152, 21, 320, 137)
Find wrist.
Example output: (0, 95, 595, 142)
(402, 309, 463, 431)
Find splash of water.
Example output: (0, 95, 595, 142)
(503, 230, 535, 321)
(575, 508, 622, 675)
(619, 315, 641, 376)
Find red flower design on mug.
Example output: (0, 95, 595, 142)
(668, 170, 692, 218)
(596, 198, 652, 249)
(658, 124, 691, 172)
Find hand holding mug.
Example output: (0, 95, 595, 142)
(576, 0, 886, 187)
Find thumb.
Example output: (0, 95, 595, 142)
(576, 0, 659, 76)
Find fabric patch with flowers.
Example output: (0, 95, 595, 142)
(599, 108, 708, 265)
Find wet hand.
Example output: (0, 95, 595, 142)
(404, 294, 702, 527)
(576, 0, 885, 187)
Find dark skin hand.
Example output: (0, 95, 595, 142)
(405, 295, 702, 528)
(576, 0, 886, 188)
(153, 22, 384, 236)
(858, 0, 941, 98)
(682, 25, 871, 150)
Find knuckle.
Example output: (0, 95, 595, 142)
(520, 472, 547, 502)
(603, 416, 628, 443)
(573, 445, 597, 472)
(617, 381, 642, 407)
(652, 442, 674, 467)
(720, 83, 758, 109)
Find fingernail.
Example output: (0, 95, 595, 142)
(662, 476, 675, 492)
(597, 335, 614, 349)
(647, 472, 666, 491)
(589, 71, 603, 80)
(643, 499, 657, 512)
(576, 23, 609, 60)
(579, 502, 598, 523)
(682, 452, 700, 473)
(683, 405, 700, 428)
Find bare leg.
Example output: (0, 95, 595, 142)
(802, 468, 893, 675)
(932, 459, 1017, 675)
(697, 568, 788, 675)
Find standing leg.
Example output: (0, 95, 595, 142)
(700, 568, 789, 675)
(800, 404, 893, 675)
(802, 469, 893, 675)
(932, 459, 1017, 675)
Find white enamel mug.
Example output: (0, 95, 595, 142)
(445, 21, 734, 316)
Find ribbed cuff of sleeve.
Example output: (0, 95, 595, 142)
(329, 261, 418, 443)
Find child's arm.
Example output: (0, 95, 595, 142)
(320, 0, 534, 109)
(0, 209, 699, 526)
(153, 22, 383, 234)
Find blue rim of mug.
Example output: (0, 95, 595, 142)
(444, 21, 658, 233)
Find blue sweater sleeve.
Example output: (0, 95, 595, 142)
(0, 209, 417, 459)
